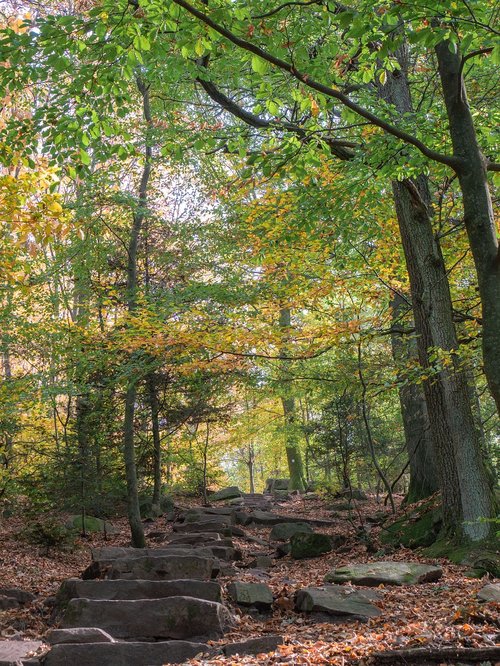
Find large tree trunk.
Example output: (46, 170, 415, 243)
(382, 46, 493, 540)
(435, 42, 500, 417)
(390, 293, 438, 502)
(279, 307, 306, 491)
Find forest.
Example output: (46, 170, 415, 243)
(0, 0, 499, 664)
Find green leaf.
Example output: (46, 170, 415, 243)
(251, 55, 269, 75)
(79, 148, 91, 165)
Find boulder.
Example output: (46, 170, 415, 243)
(107, 555, 215, 581)
(477, 582, 500, 603)
(227, 582, 273, 610)
(223, 635, 283, 656)
(295, 586, 381, 618)
(56, 578, 222, 606)
(270, 522, 313, 541)
(209, 486, 242, 501)
(0, 641, 41, 666)
(265, 478, 289, 493)
(62, 597, 230, 640)
(325, 561, 442, 586)
(64, 515, 118, 534)
(290, 533, 332, 559)
(46, 627, 115, 645)
(337, 488, 368, 501)
(43, 641, 211, 666)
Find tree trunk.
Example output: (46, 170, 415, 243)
(435, 41, 500, 416)
(122, 77, 152, 548)
(382, 47, 493, 539)
(147, 374, 162, 511)
(390, 293, 438, 502)
(279, 307, 306, 491)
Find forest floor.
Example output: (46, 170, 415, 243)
(0, 494, 498, 664)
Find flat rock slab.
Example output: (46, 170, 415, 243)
(0, 641, 41, 666)
(165, 533, 223, 545)
(43, 641, 210, 666)
(223, 635, 283, 656)
(325, 561, 442, 586)
(46, 627, 115, 645)
(56, 578, 221, 605)
(477, 582, 500, 603)
(227, 582, 273, 610)
(173, 521, 231, 534)
(107, 555, 215, 581)
(62, 597, 230, 640)
(295, 586, 382, 618)
(270, 522, 313, 541)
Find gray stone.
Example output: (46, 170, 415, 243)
(165, 532, 223, 545)
(173, 521, 231, 534)
(0, 641, 41, 666)
(227, 582, 273, 610)
(0, 588, 35, 605)
(248, 555, 273, 570)
(478, 582, 500, 603)
(223, 635, 283, 656)
(184, 513, 232, 526)
(265, 478, 289, 493)
(209, 486, 242, 501)
(290, 533, 332, 559)
(245, 511, 285, 526)
(107, 555, 215, 581)
(270, 522, 313, 541)
(338, 488, 368, 501)
(43, 641, 211, 666)
(62, 597, 230, 640)
(325, 561, 442, 586)
(56, 578, 222, 605)
(46, 628, 115, 645)
(295, 586, 381, 618)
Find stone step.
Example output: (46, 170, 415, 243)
(43, 641, 211, 666)
(62, 596, 231, 640)
(56, 578, 222, 607)
(104, 555, 215, 581)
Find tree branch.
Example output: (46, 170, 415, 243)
(173, 0, 463, 171)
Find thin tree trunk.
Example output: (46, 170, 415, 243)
(390, 293, 438, 502)
(122, 77, 152, 548)
(147, 374, 162, 511)
(279, 307, 306, 491)
(357, 340, 395, 513)
(436, 41, 500, 417)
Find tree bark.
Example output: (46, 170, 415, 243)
(382, 46, 493, 539)
(436, 41, 500, 416)
(122, 77, 152, 548)
(279, 307, 306, 491)
(390, 293, 438, 502)
(147, 374, 162, 511)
